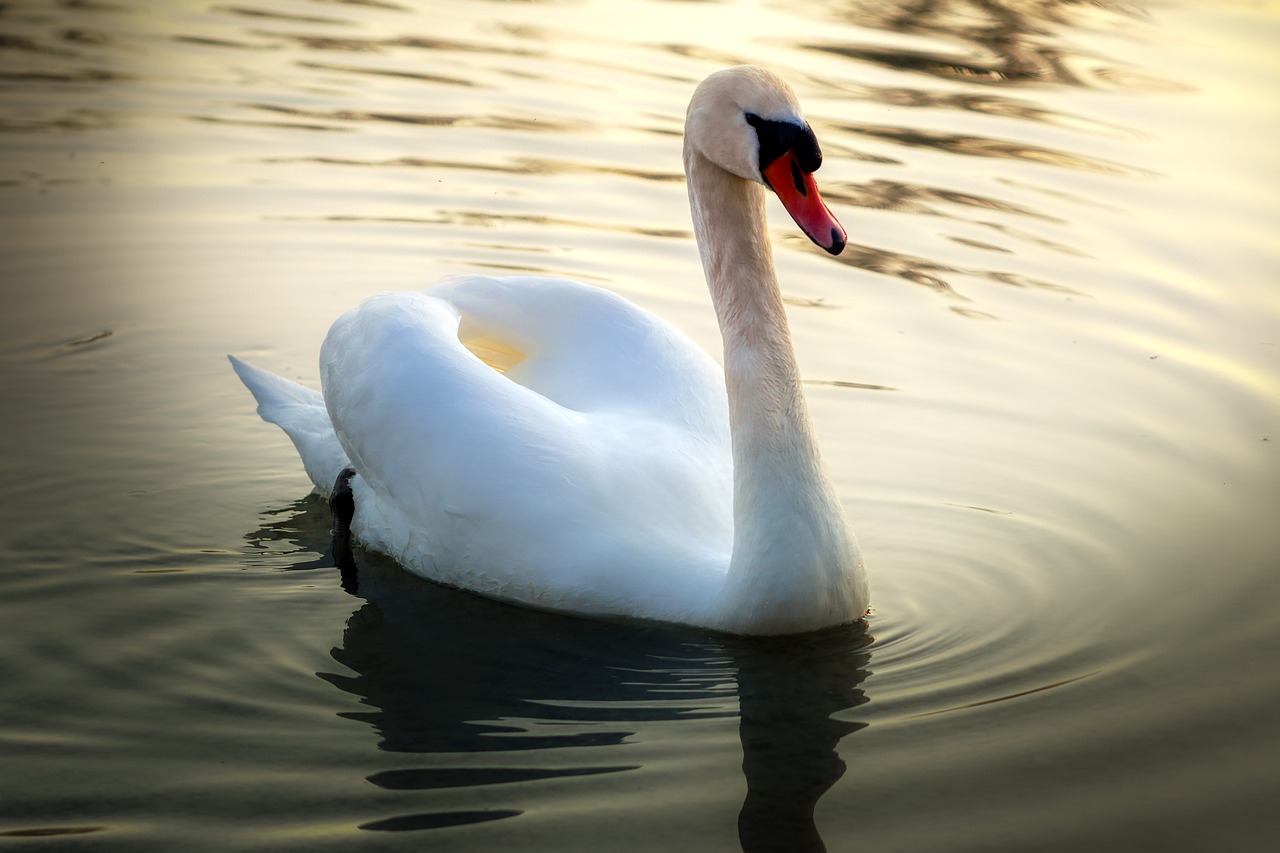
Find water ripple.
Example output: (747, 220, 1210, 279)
(2, 0, 1276, 849)
(840, 122, 1155, 177)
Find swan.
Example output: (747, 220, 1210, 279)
(231, 66, 869, 635)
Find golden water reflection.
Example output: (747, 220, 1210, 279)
(1, 0, 1278, 849)
(802, 0, 1177, 91)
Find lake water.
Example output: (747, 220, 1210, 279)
(2, 0, 1277, 849)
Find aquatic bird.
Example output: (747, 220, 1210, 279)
(231, 66, 868, 635)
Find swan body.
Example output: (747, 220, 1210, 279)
(232, 66, 868, 635)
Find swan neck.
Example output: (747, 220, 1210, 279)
(685, 143, 862, 634)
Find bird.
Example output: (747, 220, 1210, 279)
(231, 66, 869, 635)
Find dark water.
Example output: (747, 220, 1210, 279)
(2, 0, 1278, 849)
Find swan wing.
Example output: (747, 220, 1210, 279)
(430, 275, 729, 435)
(319, 278, 732, 617)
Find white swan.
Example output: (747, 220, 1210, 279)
(231, 66, 869, 635)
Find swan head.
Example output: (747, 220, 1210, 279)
(685, 66, 847, 255)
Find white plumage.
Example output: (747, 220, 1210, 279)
(233, 67, 869, 635)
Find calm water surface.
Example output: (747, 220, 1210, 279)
(2, 0, 1278, 849)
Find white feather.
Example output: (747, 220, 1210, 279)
(232, 67, 869, 635)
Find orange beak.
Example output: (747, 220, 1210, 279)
(762, 150, 847, 256)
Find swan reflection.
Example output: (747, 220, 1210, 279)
(249, 497, 872, 850)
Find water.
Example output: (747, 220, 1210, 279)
(2, 0, 1278, 849)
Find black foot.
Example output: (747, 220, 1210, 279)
(328, 466, 359, 595)
(329, 466, 357, 535)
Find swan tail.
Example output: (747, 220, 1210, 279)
(228, 355, 351, 493)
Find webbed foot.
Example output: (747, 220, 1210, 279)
(329, 466, 358, 594)
(329, 466, 357, 535)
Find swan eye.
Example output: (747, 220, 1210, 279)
(745, 112, 823, 175)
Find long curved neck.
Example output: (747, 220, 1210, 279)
(685, 146, 816, 492)
(684, 144, 864, 635)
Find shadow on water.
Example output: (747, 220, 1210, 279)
(249, 496, 872, 851)
(723, 633, 870, 852)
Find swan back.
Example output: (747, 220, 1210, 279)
(430, 276, 726, 435)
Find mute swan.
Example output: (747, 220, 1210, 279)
(231, 66, 869, 635)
